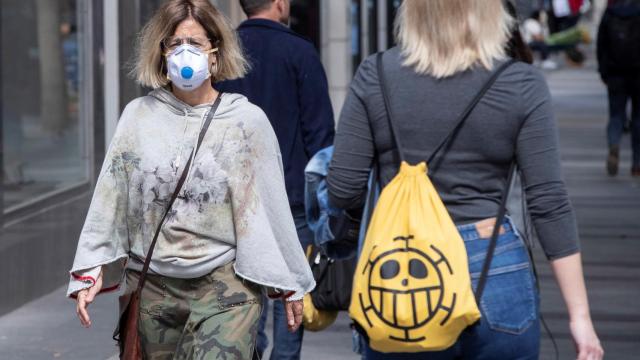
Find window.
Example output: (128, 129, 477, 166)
(2, 0, 89, 210)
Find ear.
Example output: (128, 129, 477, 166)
(275, 0, 284, 14)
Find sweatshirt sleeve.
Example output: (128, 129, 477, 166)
(66, 106, 135, 298)
(516, 66, 580, 260)
(228, 105, 315, 301)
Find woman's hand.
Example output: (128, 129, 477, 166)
(550, 253, 603, 360)
(284, 298, 304, 333)
(570, 315, 604, 360)
(75, 270, 103, 328)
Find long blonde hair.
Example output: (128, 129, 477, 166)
(395, 0, 514, 78)
(133, 0, 248, 88)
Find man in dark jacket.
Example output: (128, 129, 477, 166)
(216, 0, 335, 359)
(597, 0, 640, 176)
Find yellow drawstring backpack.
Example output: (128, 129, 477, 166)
(349, 54, 515, 353)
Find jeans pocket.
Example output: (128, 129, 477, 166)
(477, 264, 537, 335)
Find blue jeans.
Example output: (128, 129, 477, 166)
(364, 217, 540, 360)
(606, 74, 640, 166)
(255, 206, 313, 360)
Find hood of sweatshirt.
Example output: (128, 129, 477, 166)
(148, 86, 247, 118)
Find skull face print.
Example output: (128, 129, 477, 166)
(358, 235, 457, 343)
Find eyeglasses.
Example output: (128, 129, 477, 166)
(162, 35, 214, 53)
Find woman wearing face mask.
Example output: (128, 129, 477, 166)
(66, 0, 314, 358)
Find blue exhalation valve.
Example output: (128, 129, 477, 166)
(181, 66, 194, 79)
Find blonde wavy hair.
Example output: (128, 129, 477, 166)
(395, 0, 514, 78)
(133, 0, 247, 88)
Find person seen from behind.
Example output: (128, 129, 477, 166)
(327, 0, 603, 358)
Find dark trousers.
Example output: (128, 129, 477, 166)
(606, 74, 640, 166)
(528, 41, 572, 61)
(548, 14, 580, 34)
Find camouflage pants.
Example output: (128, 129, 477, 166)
(124, 262, 262, 360)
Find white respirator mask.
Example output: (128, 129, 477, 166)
(165, 44, 218, 91)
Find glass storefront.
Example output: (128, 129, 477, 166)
(0, 0, 167, 316)
(1, 0, 88, 210)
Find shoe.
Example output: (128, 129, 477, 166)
(541, 59, 558, 70)
(632, 166, 640, 177)
(607, 145, 619, 176)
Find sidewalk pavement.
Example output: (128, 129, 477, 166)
(0, 286, 356, 360)
(0, 60, 638, 359)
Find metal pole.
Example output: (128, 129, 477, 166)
(0, 1, 4, 228)
(104, 0, 119, 148)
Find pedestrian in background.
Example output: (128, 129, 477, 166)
(217, 0, 335, 359)
(522, 10, 560, 69)
(597, 0, 640, 177)
(68, 0, 314, 358)
(327, 0, 603, 358)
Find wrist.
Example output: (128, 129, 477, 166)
(569, 309, 592, 323)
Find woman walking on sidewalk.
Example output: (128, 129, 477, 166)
(67, 0, 314, 358)
(327, 0, 603, 359)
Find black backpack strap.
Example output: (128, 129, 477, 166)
(474, 160, 516, 302)
(426, 59, 516, 165)
(376, 52, 407, 163)
(135, 93, 223, 294)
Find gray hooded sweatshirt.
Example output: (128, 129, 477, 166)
(67, 89, 315, 300)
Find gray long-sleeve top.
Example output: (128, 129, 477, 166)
(327, 48, 579, 260)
